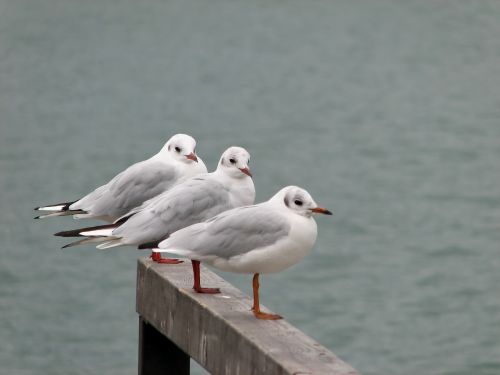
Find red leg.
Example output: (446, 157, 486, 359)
(252, 273, 282, 320)
(150, 251, 183, 264)
(192, 260, 220, 294)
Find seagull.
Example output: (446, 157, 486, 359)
(153, 186, 332, 319)
(35, 134, 207, 222)
(54, 147, 255, 270)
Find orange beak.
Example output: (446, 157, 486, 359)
(310, 207, 332, 215)
(185, 152, 198, 162)
(239, 167, 252, 177)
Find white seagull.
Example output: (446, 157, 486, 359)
(55, 147, 255, 271)
(153, 186, 332, 320)
(35, 134, 207, 222)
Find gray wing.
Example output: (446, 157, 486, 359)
(74, 160, 180, 219)
(113, 176, 234, 245)
(162, 205, 291, 259)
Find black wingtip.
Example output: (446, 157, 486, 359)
(34, 206, 40, 211)
(54, 223, 118, 238)
(138, 241, 161, 250)
(54, 230, 80, 237)
(61, 244, 70, 249)
(34, 216, 40, 220)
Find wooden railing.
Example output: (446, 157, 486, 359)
(136, 258, 361, 375)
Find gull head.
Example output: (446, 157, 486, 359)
(165, 134, 199, 164)
(217, 146, 252, 179)
(272, 186, 332, 218)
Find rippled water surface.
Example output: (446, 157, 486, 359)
(1, 1, 500, 374)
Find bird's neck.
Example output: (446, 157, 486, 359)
(212, 170, 255, 206)
(150, 151, 173, 163)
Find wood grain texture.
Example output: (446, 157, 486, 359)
(136, 258, 361, 375)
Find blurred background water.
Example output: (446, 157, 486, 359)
(1, 0, 500, 374)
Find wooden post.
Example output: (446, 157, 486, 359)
(139, 316, 190, 375)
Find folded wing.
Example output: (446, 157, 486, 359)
(159, 205, 291, 260)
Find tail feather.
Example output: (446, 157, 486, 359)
(35, 201, 77, 212)
(81, 228, 115, 237)
(61, 236, 120, 249)
(35, 210, 85, 219)
(54, 223, 119, 238)
(34, 200, 87, 219)
(97, 239, 124, 249)
(61, 237, 107, 249)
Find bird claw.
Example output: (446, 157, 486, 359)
(150, 253, 183, 264)
(193, 287, 221, 294)
(253, 311, 283, 320)
(156, 258, 183, 264)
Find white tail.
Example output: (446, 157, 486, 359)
(80, 228, 115, 237)
(62, 237, 107, 249)
(35, 211, 72, 219)
(37, 205, 66, 211)
(96, 239, 124, 249)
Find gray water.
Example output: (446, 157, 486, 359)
(1, 0, 500, 374)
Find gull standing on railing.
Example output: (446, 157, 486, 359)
(153, 186, 332, 319)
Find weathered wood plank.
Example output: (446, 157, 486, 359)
(136, 258, 360, 375)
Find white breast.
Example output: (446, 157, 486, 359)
(229, 177, 256, 207)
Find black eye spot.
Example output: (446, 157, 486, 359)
(229, 158, 236, 164)
(175, 147, 181, 152)
(294, 200, 303, 206)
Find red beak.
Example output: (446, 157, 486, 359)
(310, 207, 332, 215)
(185, 152, 198, 162)
(239, 167, 252, 177)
